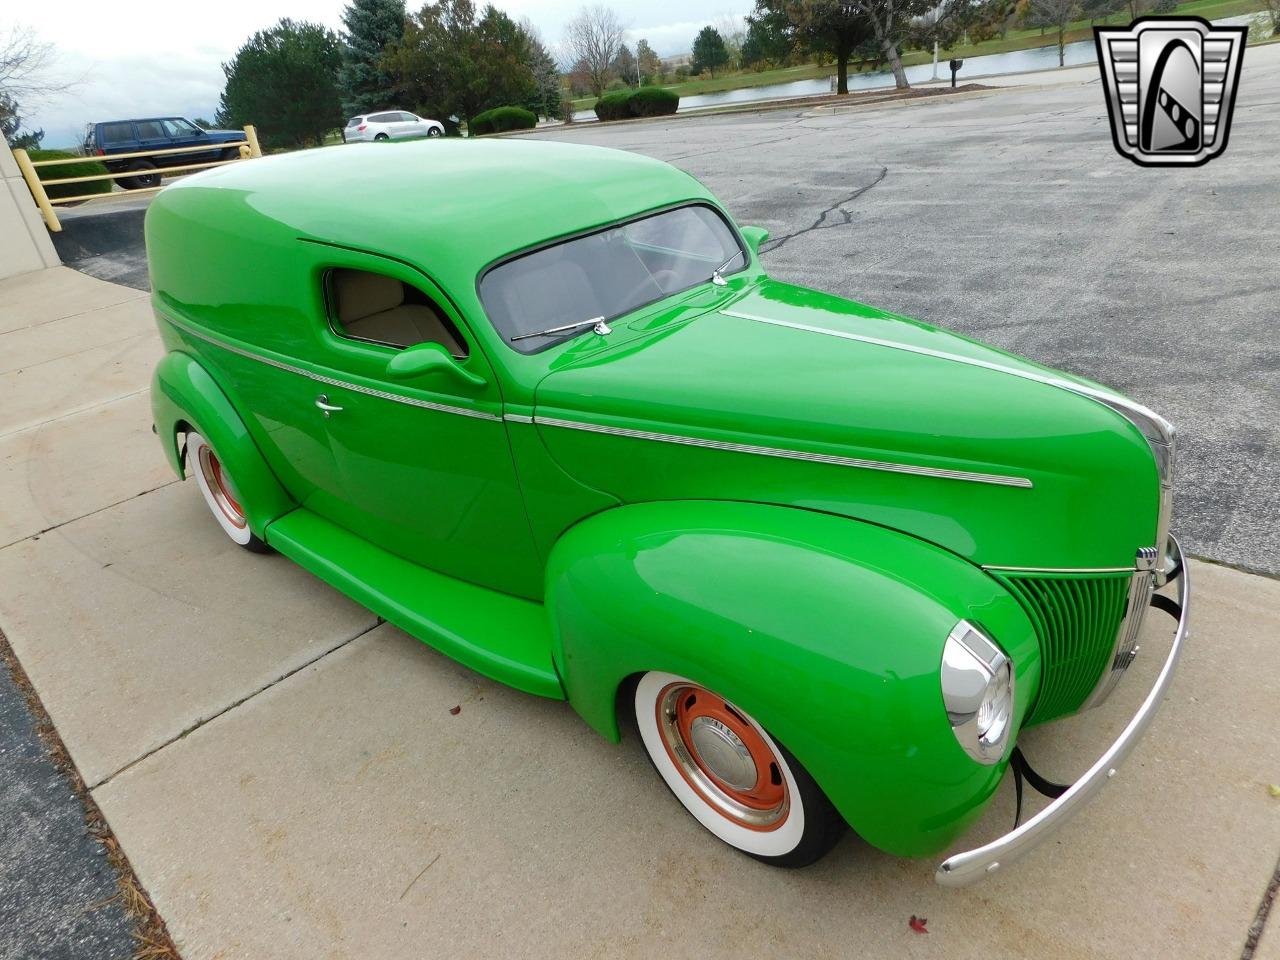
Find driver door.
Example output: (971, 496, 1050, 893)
(304, 252, 540, 600)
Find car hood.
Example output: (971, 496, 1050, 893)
(532, 279, 1160, 569)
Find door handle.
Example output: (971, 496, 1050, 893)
(315, 394, 343, 418)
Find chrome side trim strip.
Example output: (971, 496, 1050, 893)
(160, 312, 501, 422)
(721, 308, 1173, 440)
(982, 564, 1137, 574)
(936, 535, 1189, 887)
(504, 413, 535, 424)
(534, 416, 1033, 488)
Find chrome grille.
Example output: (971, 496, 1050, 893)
(994, 572, 1133, 724)
(1086, 570, 1155, 708)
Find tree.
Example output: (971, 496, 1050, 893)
(0, 93, 42, 148)
(564, 5, 625, 96)
(742, 7, 793, 68)
(691, 26, 730, 77)
(384, 1, 536, 128)
(339, 0, 406, 116)
(636, 38, 661, 80)
(749, 0, 874, 93)
(520, 20, 563, 120)
(217, 20, 344, 147)
(1026, 0, 1081, 65)
(1, 26, 72, 149)
(612, 43, 638, 85)
(714, 15, 748, 70)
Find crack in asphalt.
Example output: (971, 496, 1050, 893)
(760, 165, 889, 254)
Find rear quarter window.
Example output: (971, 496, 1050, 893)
(346, 116, 363, 127)
(100, 122, 134, 144)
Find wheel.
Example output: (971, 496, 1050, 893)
(427, 126, 442, 137)
(220, 147, 241, 161)
(186, 432, 270, 552)
(117, 159, 160, 190)
(374, 133, 389, 141)
(633, 671, 845, 866)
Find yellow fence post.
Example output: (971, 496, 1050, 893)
(12, 147, 62, 233)
(244, 125, 263, 158)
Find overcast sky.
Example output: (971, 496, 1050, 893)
(13, 1, 749, 147)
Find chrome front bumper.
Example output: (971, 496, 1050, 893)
(935, 535, 1190, 887)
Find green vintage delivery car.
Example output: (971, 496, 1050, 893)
(146, 138, 1188, 883)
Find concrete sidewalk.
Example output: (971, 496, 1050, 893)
(2, 264, 1278, 959)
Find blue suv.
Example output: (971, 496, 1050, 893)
(84, 117, 245, 190)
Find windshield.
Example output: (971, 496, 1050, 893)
(479, 204, 745, 354)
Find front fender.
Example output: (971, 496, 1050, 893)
(150, 351, 294, 538)
(545, 500, 1041, 857)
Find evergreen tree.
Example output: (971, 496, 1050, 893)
(691, 26, 730, 77)
(217, 19, 344, 147)
(339, 0, 406, 116)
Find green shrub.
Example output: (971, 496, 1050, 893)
(28, 149, 112, 201)
(593, 88, 680, 122)
(468, 106, 538, 136)
(628, 86, 679, 118)
(593, 91, 632, 121)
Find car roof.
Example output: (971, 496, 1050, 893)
(97, 117, 188, 125)
(156, 138, 712, 286)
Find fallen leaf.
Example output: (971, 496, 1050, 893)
(1268, 784, 1280, 798)
(909, 915, 928, 934)
(449, 705, 461, 716)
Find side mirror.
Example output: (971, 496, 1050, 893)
(385, 342, 486, 389)
(740, 225, 770, 257)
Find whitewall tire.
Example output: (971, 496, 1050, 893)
(633, 671, 844, 866)
(186, 432, 269, 552)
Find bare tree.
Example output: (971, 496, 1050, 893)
(0, 25, 75, 103)
(1026, 0, 1082, 66)
(714, 14, 747, 69)
(564, 5, 625, 96)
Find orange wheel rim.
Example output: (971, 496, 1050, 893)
(655, 682, 789, 831)
(198, 445, 247, 529)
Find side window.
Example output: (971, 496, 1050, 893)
(135, 120, 166, 139)
(369, 112, 397, 123)
(164, 119, 199, 136)
(398, 112, 418, 122)
(328, 269, 468, 359)
(101, 122, 134, 144)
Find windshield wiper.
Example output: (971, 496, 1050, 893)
(510, 315, 612, 343)
(711, 250, 745, 286)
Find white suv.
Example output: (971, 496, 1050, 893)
(344, 111, 445, 142)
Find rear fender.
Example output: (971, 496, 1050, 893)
(545, 500, 1041, 857)
(151, 351, 294, 537)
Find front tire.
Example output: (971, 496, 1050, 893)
(633, 671, 844, 866)
(427, 126, 442, 137)
(186, 432, 270, 552)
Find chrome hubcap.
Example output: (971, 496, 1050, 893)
(655, 682, 789, 830)
(688, 716, 757, 790)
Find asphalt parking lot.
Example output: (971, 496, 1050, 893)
(4, 51, 1278, 960)
(523, 60, 1280, 578)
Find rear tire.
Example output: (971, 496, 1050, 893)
(186, 432, 270, 553)
(633, 671, 845, 867)
(117, 159, 160, 190)
(374, 133, 389, 141)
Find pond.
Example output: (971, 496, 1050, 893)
(570, 16, 1254, 123)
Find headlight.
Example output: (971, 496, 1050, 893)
(941, 620, 1014, 764)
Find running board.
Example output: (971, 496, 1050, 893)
(266, 509, 564, 700)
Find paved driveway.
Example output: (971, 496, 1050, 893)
(524, 52, 1280, 577)
(1, 56, 1278, 960)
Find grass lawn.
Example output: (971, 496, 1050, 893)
(570, 0, 1269, 111)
